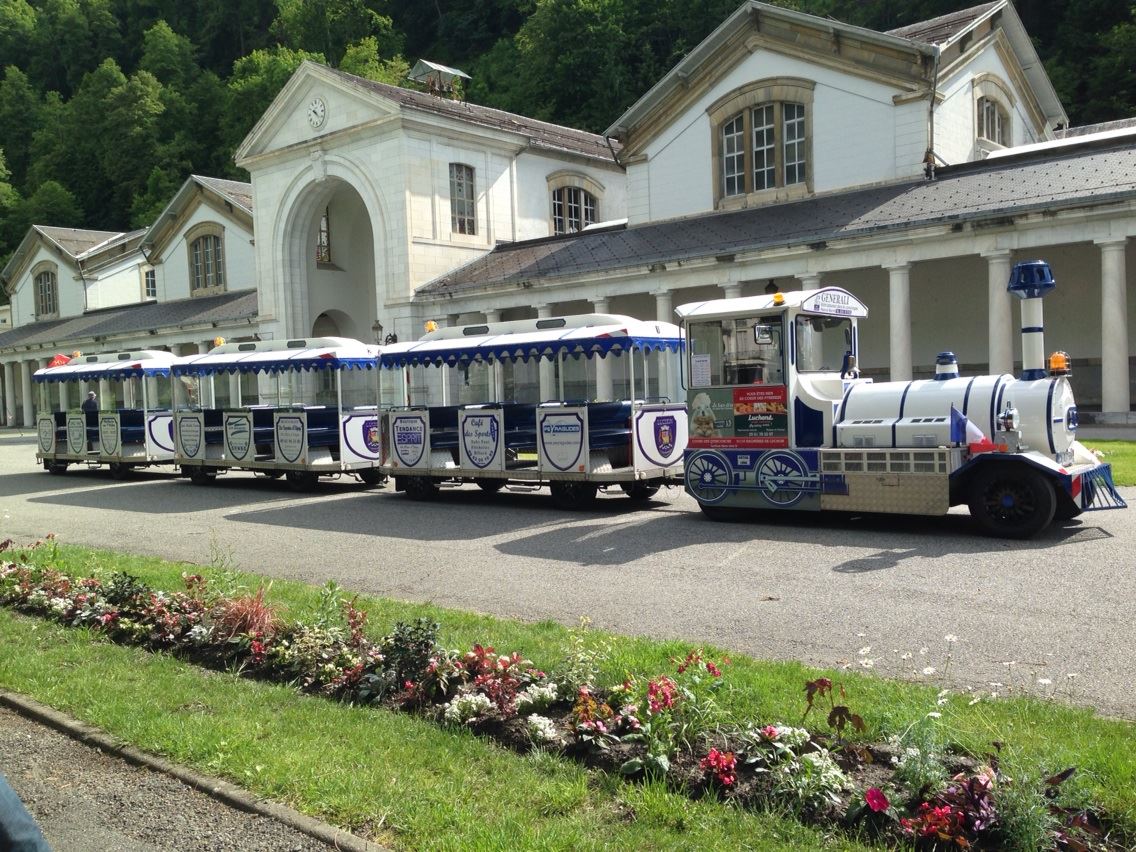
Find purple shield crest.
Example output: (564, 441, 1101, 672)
(654, 415, 677, 456)
(364, 419, 381, 454)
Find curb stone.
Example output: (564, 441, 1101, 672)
(0, 689, 388, 852)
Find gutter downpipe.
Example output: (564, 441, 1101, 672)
(924, 45, 941, 180)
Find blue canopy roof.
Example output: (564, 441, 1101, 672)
(380, 321, 684, 369)
(34, 353, 176, 384)
(172, 344, 379, 377)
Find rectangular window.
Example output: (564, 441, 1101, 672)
(752, 104, 775, 191)
(721, 115, 745, 197)
(783, 102, 806, 185)
(316, 208, 331, 263)
(449, 163, 477, 235)
(144, 268, 157, 299)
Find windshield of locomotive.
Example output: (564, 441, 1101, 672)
(794, 315, 852, 373)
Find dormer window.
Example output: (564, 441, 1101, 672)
(34, 268, 58, 319)
(185, 223, 226, 296)
(977, 96, 1009, 146)
(546, 172, 605, 236)
(709, 78, 815, 208)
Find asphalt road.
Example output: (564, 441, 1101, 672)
(2, 431, 1134, 720)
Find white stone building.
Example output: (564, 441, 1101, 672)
(413, 1, 1134, 416)
(0, 176, 257, 426)
(2, 0, 1133, 425)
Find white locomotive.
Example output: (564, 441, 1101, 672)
(677, 261, 1126, 538)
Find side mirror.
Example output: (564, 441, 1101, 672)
(754, 324, 774, 345)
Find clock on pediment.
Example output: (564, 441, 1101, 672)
(306, 96, 327, 129)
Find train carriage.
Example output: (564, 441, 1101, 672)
(34, 350, 178, 477)
(170, 337, 384, 490)
(378, 314, 687, 508)
(677, 261, 1126, 538)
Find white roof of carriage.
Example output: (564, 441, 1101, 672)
(676, 288, 868, 320)
(34, 350, 178, 382)
(172, 340, 379, 375)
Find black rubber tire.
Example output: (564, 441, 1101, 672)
(1053, 489, 1084, 522)
(698, 502, 736, 522)
(404, 476, 439, 501)
(108, 462, 131, 479)
(359, 468, 387, 487)
(475, 478, 505, 493)
(286, 471, 319, 492)
(549, 481, 598, 510)
(261, 470, 284, 480)
(967, 464, 1058, 539)
(620, 482, 660, 501)
(188, 468, 216, 486)
(46, 462, 68, 475)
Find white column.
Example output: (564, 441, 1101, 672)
(1099, 239, 1130, 414)
(536, 304, 555, 400)
(229, 373, 242, 406)
(58, 381, 68, 411)
(484, 309, 501, 324)
(592, 297, 614, 401)
(984, 251, 1014, 375)
(654, 290, 674, 401)
(720, 282, 742, 299)
(797, 273, 821, 291)
(887, 263, 912, 381)
(2, 361, 14, 426)
(20, 360, 34, 427)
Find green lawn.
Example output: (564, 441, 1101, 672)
(1082, 439, 1136, 486)
(2, 543, 1135, 849)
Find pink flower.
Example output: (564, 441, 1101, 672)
(699, 748, 737, 787)
(865, 787, 890, 813)
(760, 725, 779, 740)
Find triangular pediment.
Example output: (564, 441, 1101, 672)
(143, 176, 255, 263)
(607, 1, 936, 158)
(235, 61, 402, 167)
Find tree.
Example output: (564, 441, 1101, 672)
(0, 67, 43, 189)
(339, 36, 409, 85)
(139, 20, 198, 89)
(26, 0, 123, 96)
(0, 0, 37, 74)
(2, 180, 81, 256)
(272, 0, 402, 66)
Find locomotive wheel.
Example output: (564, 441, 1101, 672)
(286, 471, 319, 492)
(404, 475, 438, 500)
(620, 482, 660, 501)
(1053, 490, 1084, 522)
(188, 467, 216, 486)
(359, 468, 387, 488)
(475, 478, 505, 493)
(550, 481, 597, 510)
(968, 465, 1057, 539)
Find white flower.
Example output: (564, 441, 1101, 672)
(922, 666, 936, 675)
(919, 647, 928, 655)
(858, 646, 872, 655)
(525, 714, 563, 746)
(1037, 678, 1052, 686)
(442, 692, 493, 724)
(926, 711, 942, 719)
(900, 652, 912, 660)
(515, 682, 560, 715)
(944, 634, 958, 643)
(968, 695, 982, 706)
(860, 659, 875, 669)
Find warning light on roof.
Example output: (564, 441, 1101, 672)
(772, 292, 785, 306)
(213, 336, 226, 347)
(1048, 351, 1070, 376)
(424, 320, 438, 333)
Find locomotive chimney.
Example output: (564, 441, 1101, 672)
(1007, 260, 1056, 381)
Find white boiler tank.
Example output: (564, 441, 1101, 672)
(835, 374, 1076, 456)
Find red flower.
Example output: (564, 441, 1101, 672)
(865, 787, 890, 813)
(699, 748, 737, 787)
(647, 676, 678, 714)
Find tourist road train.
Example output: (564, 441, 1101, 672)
(33, 261, 1126, 538)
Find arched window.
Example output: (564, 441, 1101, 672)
(552, 187, 597, 234)
(34, 269, 58, 319)
(977, 96, 1010, 146)
(449, 163, 476, 235)
(186, 226, 226, 295)
(709, 79, 814, 207)
(546, 171, 604, 236)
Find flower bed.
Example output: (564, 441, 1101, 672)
(0, 538, 1127, 851)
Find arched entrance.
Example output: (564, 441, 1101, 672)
(282, 176, 379, 344)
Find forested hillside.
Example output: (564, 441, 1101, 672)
(1, 0, 1134, 302)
